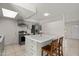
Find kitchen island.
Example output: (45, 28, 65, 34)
(25, 34, 58, 56)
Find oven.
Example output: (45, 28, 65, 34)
(19, 31, 27, 45)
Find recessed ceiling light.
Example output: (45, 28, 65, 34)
(74, 25, 78, 28)
(2, 8, 18, 18)
(44, 13, 50, 16)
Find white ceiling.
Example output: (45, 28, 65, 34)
(0, 3, 35, 20)
(0, 3, 79, 24)
(28, 3, 79, 24)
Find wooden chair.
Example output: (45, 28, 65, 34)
(59, 37, 63, 56)
(41, 39, 60, 56)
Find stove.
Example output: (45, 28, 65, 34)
(19, 31, 27, 45)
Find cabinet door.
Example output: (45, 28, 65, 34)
(0, 42, 4, 56)
(26, 39, 38, 56)
(0, 43, 2, 55)
(0, 38, 4, 56)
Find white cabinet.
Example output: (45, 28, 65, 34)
(25, 38, 52, 56)
(26, 38, 39, 56)
(0, 36, 4, 56)
(25, 35, 55, 56)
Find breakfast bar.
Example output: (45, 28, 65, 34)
(25, 34, 58, 56)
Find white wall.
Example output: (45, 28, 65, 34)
(0, 18, 18, 45)
(42, 20, 64, 36)
(65, 22, 79, 39)
(64, 23, 79, 56)
(0, 17, 37, 45)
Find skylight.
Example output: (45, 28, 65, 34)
(44, 13, 50, 16)
(2, 8, 18, 18)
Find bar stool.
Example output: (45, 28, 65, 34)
(41, 39, 60, 56)
(59, 37, 63, 56)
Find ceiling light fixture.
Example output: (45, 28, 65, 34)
(44, 13, 50, 16)
(2, 8, 18, 18)
(74, 25, 78, 28)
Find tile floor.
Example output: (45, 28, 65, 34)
(63, 39, 79, 56)
(1, 39, 79, 56)
(2, 44, 26, 56)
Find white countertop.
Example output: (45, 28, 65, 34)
(0, 34, 4, 43)
(25, 34, 58, 43)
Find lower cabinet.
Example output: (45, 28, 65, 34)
(25, 37, 52, 56)
(0, 37, 4, 56)
(26, 38, 41, 56)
